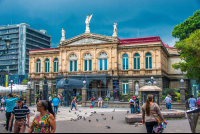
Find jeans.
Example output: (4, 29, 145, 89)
(145, 121, 158, 133)
(53, 106, 58, 113)
(166, 103, 171, 109)
(6, 112, 13, 131)
(92, 102, 95, 107)
(131, 108, 135, 114)
(71, 104, 77, 110)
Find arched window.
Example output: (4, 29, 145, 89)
(45, 59, 50, 72)
(69, 54, 77, 72)
(83, 53, 92, 71)
(98, 52, 108, 71)
(122, 54, 129, 70)
(36, 59, 41, 73)
(146, 53, 152, 69)
(54, 58, 59, 72)
(134, 53, 140, 69)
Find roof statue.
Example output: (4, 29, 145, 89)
(60, 28, 65, 42)
(112, 23, 118, 37)
(85, 14, 93, 33)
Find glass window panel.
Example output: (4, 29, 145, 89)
(126, 84, 129, 94)
(134, 58, 136, 69)
(36, 63, 38, 72)
(84, 60, 87, 71)
(126, 58, 129, 69)
(134, 53, 140, 57)
(39, 63, 41, 72)
(146, 53, 152, 56)
(57, 62, 59, 72)
(123, 58, 125, 70)
(149, 57, 152, 69)
(122, 84, 125, 94)
(138, 57, 140, 69)
(74, 60, 77, 71)
(54, 62, 56, 72)
(100, 59, 103, 71)
(104, 59, 107, 70)
(89, 60, 92, 71)
(123, 54, 128, 58)
(70, 61, 73, 72)
(146, 57, 148, 69)
(45, 62, 47, 72)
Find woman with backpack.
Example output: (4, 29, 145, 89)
(142, 94, 167, 133)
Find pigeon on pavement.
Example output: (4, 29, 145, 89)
(33, 110, 35, 112)
(89, 120, 91, 122)
(75, 112, 76, 114)
(101, 114, 104, 116)
(135, 122, 138, 127)
(103, 118, 106, 120)
(112, 116, 113, 120)
(96, 119, 98, 121)
(106, 126, 110, 129)
(85, 112, 87, 114)
(69, 110, 71, 112)
(94, 111, 96, 114)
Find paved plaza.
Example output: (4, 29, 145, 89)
(0, 106, 192, 133)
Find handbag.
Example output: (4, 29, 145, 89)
(150, 110, 164, 133)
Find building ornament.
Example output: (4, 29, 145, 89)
(98, 52, 108, 59)
(68, 38, 107, 46)
(69, 54, 77, 60)
(85, 14, 93, 33)
(83, 53, 92, 60)
(112, 23, 118, 37)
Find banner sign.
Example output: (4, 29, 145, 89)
(5, 75, 8, 87)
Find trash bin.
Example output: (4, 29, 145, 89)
(186, 108, 200, 133)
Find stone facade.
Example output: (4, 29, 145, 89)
(28, 33, 187, 100)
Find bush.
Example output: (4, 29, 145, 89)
(121, 95, 125, 99)
(76, 95, 81, 99)
(104, 98, 107, 101)
(174, 91, 181, 102)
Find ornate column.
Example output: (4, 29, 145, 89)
(81, 87, 87, 107)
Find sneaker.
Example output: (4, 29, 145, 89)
(5, 128, 8, 131)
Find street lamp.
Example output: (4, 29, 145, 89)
(10, 80, 13, 93)
(0, 36, 12, 57)
(148, 76, 158, 86)
(28, 81, 31, 89)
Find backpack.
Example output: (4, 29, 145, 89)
(198, 99, 200, 105)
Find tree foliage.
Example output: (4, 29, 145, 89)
(21, 79, 28, 85)
(172, 10, 200, 41)
(172, 29, 200, 82)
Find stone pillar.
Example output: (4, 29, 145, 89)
(81, 87, 87, 107)
(180, 87, 185, 103)
(26, 88, 31, 106)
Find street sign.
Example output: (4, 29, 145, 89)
(193, 84, 199, 87)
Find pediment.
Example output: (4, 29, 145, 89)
(58, 33, 119, 47)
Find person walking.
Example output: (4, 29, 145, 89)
(27, 100, 56, 133)
(91, 96, 95, 107)
(4, 93, 20, 132)
(9, 97, 30, 133)
(129, 96, 136, 114)
(142, 94, 167, 133)
(164, 95, 172, 109)
(98, 96, 103, 108)
(71, 97, 77, 111)
(36, 95, 39, 105)
(52, 96, 60, 114)
(188, 95, 197, 110)
(1, 97, 5, 111)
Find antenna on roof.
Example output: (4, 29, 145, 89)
(137, 29, 139, 38)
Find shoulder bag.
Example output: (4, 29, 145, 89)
(150, 109, 163, 124)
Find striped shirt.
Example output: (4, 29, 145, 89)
(12, 104, 30, 120)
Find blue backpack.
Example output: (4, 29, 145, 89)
(102, 105, 107, 108)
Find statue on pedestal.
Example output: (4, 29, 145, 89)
(85, 14, 93, 33)
(135, 83, 139, 95)
(112, 23, 118, 37)
(60, 28, 65, 41)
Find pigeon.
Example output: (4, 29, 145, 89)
(90, 114, 92, 116)
(33, 110, 35, 112)
(135, 122, 138, 127)
(89, 120, 91, 122)
(101, 114, 104, 116)
(106, 126, 110, 129)
(69, 110, 71, 113)
(77, 117, 79, 120)
(79, 116, 82, 119)
(113, 109, 115, 112)
(77, 114, 79, 117)
(75, 112, 76, 114)
(85, 112, 87, 114)
(74, 119, 76, 121)
(94, 111, 96, 114)
(71, 118, 73, 121)
(112, 116, 113, 120)
(127, 111, 129, 114)
(83, 117, 86, 121)
(103, 118, 106, 120)
(96, 119, 98, 121)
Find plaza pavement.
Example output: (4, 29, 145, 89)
(0, 106, 192, 133)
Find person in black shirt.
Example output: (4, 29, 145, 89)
(129, 96, 136, 114)
(135, 96, 140, 113)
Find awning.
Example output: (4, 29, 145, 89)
(138, 86, 162, 92)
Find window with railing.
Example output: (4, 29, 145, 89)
(122, 54, 129, 70)
(146, 53, 152, 69)
(69, 54, 77, 72)
(122, 81, 129, 95)
(83, 53, 92, 71)
(98, 52, 108, 71)
(134, 53, 140, 69)
(36, 59, 41, 73)
(45, 59, 50, 72)
(54, 58, 59, 72)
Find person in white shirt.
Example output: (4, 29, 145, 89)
(98, 96, 103, 107)
(1, 97, 5, 111)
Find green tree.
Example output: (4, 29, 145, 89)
(172, 29, 200, 82)
(172, 10, 200, 41)
(21, 79, 28, 85)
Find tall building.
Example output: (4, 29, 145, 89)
(0, 23, 51, 83)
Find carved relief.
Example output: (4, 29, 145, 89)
(68, 38, 107, 46)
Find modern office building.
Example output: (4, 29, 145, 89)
(0, 23, 51, 84)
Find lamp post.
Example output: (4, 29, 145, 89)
(28, 81, 31, 89)
(10, 80, 13, 93)
(180, 76, 186, 104)
(148, 76, 158, 85)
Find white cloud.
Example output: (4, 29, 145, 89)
(165, 38, 179, 47)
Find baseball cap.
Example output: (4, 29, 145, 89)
(132, 96, 136, 99)
(18, 97, 24, 102)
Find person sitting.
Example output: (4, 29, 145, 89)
(98, 96, 103, 108)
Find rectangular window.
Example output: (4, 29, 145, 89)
(123, 58, 125, 70)
(138, 57, 140, 69)
(134, 58, 136, 69)
(54, 62, 56, 72)
(104, 59, 107, 70)
(149, 57, 152, 69)
(100, 59, 103, 71)
(89, 60, 92, 71)
(126, 58, 129, 69)
(45, 62, 47, 72)
(36, 63, 38, 72)
(70, 61, 73, 72)
(84, 60, 87, 71)
(122, 81, 129, 95)
(57, 62, 59, 72)
(74, 60, 77, 71)
(39, 63, 41, 72)
(146, 57, 148, 69)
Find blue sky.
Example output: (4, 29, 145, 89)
(0, 0, 199, 47)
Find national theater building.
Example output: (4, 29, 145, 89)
(28, 18, 186, 101)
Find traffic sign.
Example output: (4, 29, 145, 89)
(193, 84, 199, 87)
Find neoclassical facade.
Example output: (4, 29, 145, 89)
(28, 32, 186, 100)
